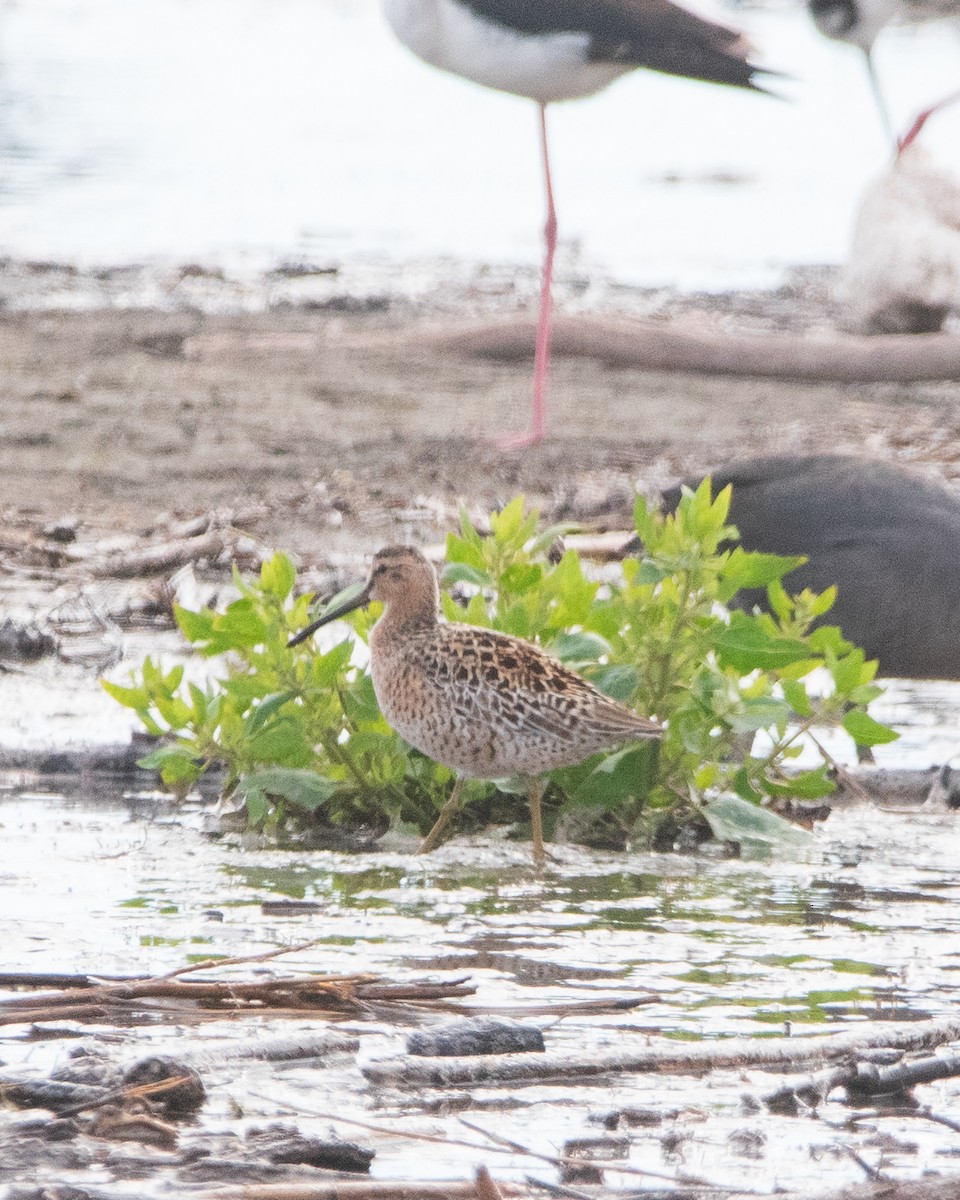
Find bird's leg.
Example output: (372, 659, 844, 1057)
(528, 777, 545, 867)
(498, 102, 555, 449)
(897, 87, 960, 154)
(862, 49, 895, 147)
(417, 776, 466, 855)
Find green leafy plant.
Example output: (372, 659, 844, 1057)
(103, 486, 896, 848)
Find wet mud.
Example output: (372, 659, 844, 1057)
(3, 262, 960, 1195)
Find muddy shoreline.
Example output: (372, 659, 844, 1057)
(2, 258, 960, 751)
(4, 259, 960, 1197)
(3, 261, 960, 563)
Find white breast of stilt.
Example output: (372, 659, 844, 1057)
(381, 0, 632, 103)
(840, 143, 960, 333)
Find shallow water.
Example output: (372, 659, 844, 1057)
(0, 0, 958, 290)
(3, 782, 960, 1192)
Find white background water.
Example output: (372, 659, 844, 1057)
(0, 0, 958, 289)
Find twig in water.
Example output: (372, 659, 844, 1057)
(155, 938, 330, 980)
(475, 1165, 505, 1200)
(844, 1144, 882, 1181)
(248, 1094, 747, 1192)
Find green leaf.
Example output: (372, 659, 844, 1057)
(243, 786, 270, 826)
(567, 745, 656, 809)
(830, 648, 866, 695)
(726, 696, 792, 734)
(138, 744, 202, 789)
(501, 562, 542, 595)
(260, 552, 297, 601)
(703, 793, 815, 849)
(807, 586, 837, 618)
(713, 613, 813, 673)
(489, 495, 529, 544)
(219, 598, 268, 648)
(446, 531, 486, 571)
(100, 679, 151, 712)
(548, 630, 611, 666)
(842, 711, 899, 747)
(441, 562, 491, 588)
(236, 768, 338, 813)
(722, 548, 806, 591)
(766, 766, 836, 799)
(248, 719, 311, 764)
(310, 637, 355, 686)
(246, 690, 299, 734)
(589, 663, 640, 702)
(174, 606, 217, 644)
(634, 559, 667, 585)
(780, 679, 812, 718)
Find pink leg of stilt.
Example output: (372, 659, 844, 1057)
(498, 102, 556, 448)
(898, 87, 960, 155)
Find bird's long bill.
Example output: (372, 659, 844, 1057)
(287, 580, 371, 647)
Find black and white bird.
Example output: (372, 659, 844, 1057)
(808, 0, 901, 138)
(807, 0, 960, 141)
(380, 0, 770, 445)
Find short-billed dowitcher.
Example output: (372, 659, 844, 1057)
(289, 545, 661, 863)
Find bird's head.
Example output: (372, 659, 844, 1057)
(288, 545, 439, 646)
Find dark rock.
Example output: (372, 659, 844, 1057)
(406, 1017, 545, 1058)
(122, 1056, 206, 1117)
(246, 1123, 374, 1173)
(0, 618, 56, 662)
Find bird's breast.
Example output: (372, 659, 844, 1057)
(380, 0, 630, 103)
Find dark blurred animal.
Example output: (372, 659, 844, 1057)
(661, 454, 960, 680)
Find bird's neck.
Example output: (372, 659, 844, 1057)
(372, 592, 439, 642)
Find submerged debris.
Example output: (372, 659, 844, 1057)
(406, 1018, 545, 1058)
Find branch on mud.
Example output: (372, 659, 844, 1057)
(0, 965, 476, 1027)
(413, 316, 960, 383)
(205, 1183, 525, 1199)
(362, 1015, 960, 1088)
(764, 1052, 960, 1113)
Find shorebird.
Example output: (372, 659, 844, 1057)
(289, 544, 662, 862)
(380, 0, 770, 445)
(807, 0, 958, 141)
(808, 0, 899, 138)
(840, 88, 960, 333)
(662, 455, 960, 680)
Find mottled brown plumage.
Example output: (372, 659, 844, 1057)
(290, 545, 661, 862)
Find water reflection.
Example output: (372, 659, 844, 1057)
(0, 1, 958, 288)
(4, 785, 960, 1191)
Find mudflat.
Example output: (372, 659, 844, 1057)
(2, 268, 960, 564)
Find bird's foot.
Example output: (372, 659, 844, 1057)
(493, 427, 545, 451)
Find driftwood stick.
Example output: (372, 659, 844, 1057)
(362, 1015, 960, 1088)
(205, 1184, 524, 1199)
(0, 965, 475, 1026)
(88, 530, 227, 578)
(154, 938, 329, 979)
(414, 315, 960, 383)
(847, 1052, 960, 1098)
(769, 1181, 960, 1200)
(474, 1166, 505, 1200)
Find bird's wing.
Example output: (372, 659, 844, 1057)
(459, 0, 764, 89)
(430, 624, 661, 742)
